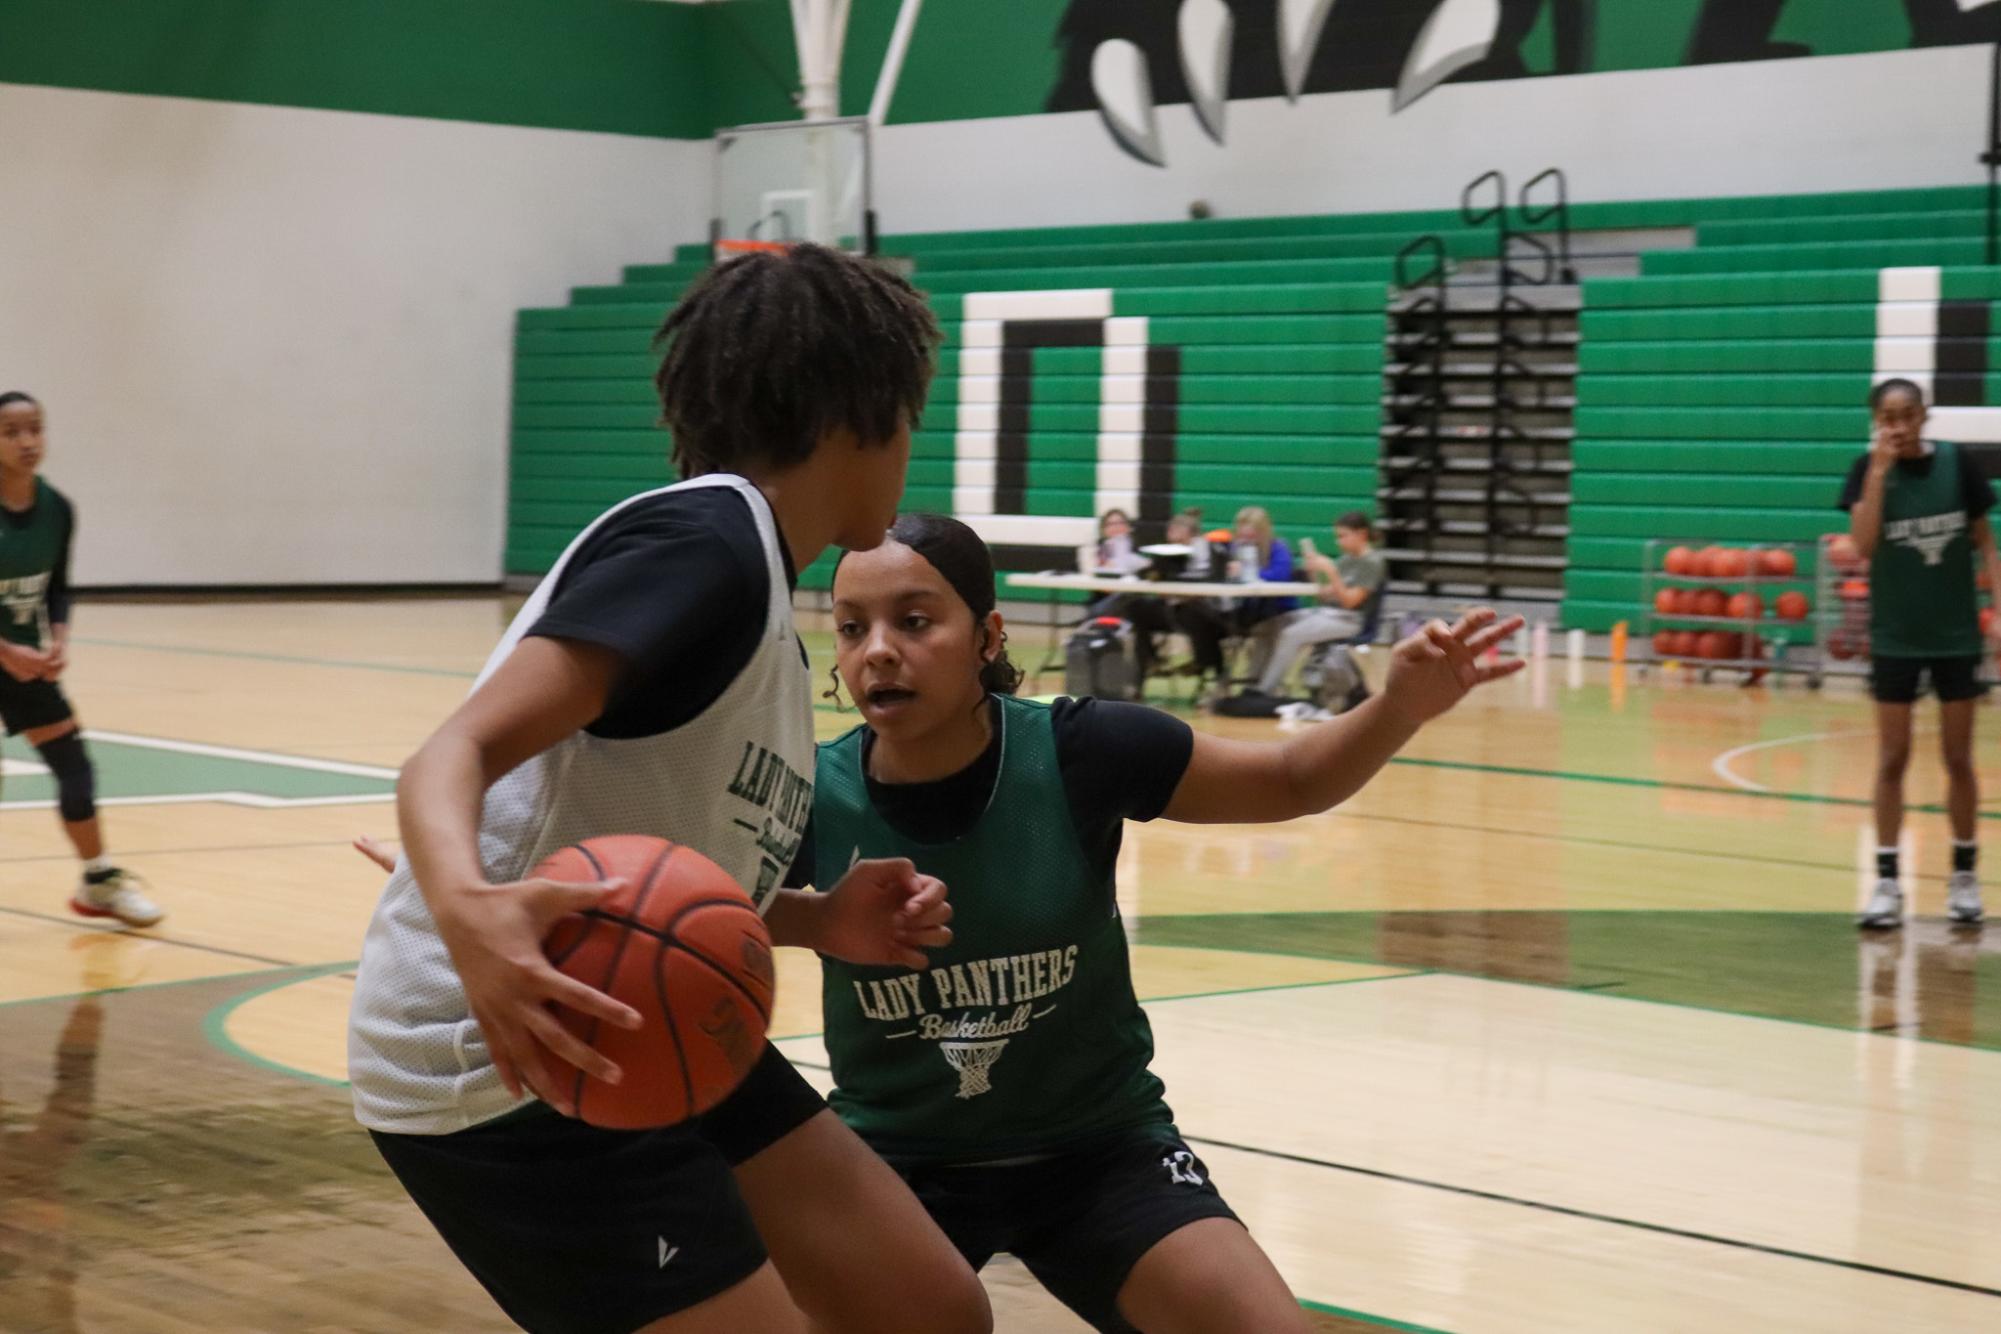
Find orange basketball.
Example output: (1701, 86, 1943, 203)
(1840, 579, 1869, 601)
(1664, 546, 1695, 576)
(1983, 607, 1996, 637)
(1727, 592, 1762, 620)
(1652, 630, 1676, 657)
(537, 835, 774, 1130)
(1759, 548, 1797, 578)
(1716, 548, 1750, 579)
(1694, 589, 1729, 618)
(1672, 631, 1701, 658)
(1775, 591, 1809, 621)
(1826, 534, 1860, 571)
(1696, 632, 1731, 659)
(1653, 588, 1679, 615)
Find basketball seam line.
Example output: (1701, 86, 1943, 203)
(672, 942, 775, 1028)
(654, 935, 697, 1120)
(575, 841, 671, 1116)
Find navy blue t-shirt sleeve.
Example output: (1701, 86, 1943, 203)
(1051, 696, 1194, 886)
(783, 818, 817, 889)
(1837, 454, 1868, 512)
(46, 492, 74, 626)
(1961, 446, 1998, 519)
(528, 487, 769, 739)
(1052, 696, 1195, 824)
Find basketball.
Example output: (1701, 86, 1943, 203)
(537, 835, 775, 1130)
(1716, 548, 1750, 579)
(1693, 546, 1721, 577)
(1726, 592, 1762, 620)
(1759, 548, 1797, 578)
(1652, 630, 1676, 656)
(1775, 591, 1809, 620)
(1694, 588, 1728, 618)
(1664, 545, 1695, 575)
(1696, 631, 1730, 659)
(1826, 533, 1861, 571)
(1653, 588, 1679, 615)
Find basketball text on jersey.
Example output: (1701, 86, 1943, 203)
(725, 741, 812, 904)
(852, 945, 1080, 1094)
(1882, 509, 1966, 565)
(0, 572, 50, 627)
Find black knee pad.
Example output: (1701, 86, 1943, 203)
(35, 733, 95, 823)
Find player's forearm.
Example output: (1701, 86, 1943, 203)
(395, 732, 495, 906)
(763, 889, 826, 950)
(1278, 694, 1422, 816)
(1851, 471, 1888, 558)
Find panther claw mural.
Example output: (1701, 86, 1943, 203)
(1064, 0, 2001, 167)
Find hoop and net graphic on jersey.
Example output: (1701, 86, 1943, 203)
(940, 1038, 1009, 1099)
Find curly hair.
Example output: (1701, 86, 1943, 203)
(652, 244, 940, 479)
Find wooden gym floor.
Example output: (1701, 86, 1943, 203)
(3, 595, 2000, 1333)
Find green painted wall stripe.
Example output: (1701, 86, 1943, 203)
(0, 0, 713, 138)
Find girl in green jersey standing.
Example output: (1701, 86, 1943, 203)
(805, 513, 1521, 1333)
(0, 392, 161, 928)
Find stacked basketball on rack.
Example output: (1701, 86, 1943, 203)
(1646, 543, 1812, 670)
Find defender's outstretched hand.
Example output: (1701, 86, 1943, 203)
(1382, 609, 1527, 726)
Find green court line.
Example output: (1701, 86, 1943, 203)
(1333, 808, 1949, 883)
(1139, 968, 1432, 1007)
(0, 956, 316, 1012)
(77, 636, 482, 678)
(66, 635, 1989, 811)
(1298, 1299, 1456, 1334)
(200, 961, 358, 1089)
(1385, 754, 2001, 821)
(1127, 929, 2001, 1057)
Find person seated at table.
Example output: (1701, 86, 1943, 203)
(1090, 507, 1148, 576)
(1246, 511, 1386, 699)
(1226, 506, 1298, 637)
(1162, 508, 1233, 678)
(1083, 507, 1170, 679)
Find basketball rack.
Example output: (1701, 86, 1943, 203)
(1637, 538, 1823, 687)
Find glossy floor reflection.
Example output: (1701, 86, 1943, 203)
(4, 598, 2001, 1331)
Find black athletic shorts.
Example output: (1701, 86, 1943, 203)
(0, 673, 72, 735)
(368, 1043, 826, 1334)
(887, 1126, 1240, 1334)
(1870, 654, 1987, 704)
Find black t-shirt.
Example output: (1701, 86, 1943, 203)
(1836, 442, 1997, 517)
(788, 695, 1195, 889)
(527, 483, 796, 740)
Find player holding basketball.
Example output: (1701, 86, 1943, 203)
(0, 392, 162, 928)
(346, 247, 990, 1334)
(804, 513, 1521, 1332)
(1844, 377, 2001, 929)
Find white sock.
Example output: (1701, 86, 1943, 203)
(84, 855, 112, 876)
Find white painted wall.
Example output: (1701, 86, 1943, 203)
(874, 45, 1993, 233)
(0, 82, 707, 586)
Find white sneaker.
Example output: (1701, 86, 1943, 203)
(1857, 879, 1904, 929)
(1948, 871, 1985, 925)
(70, 868, 165, 929)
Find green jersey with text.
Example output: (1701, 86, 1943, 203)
(0, 479, 73, 649)
(813, 695, 1172, 1162)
